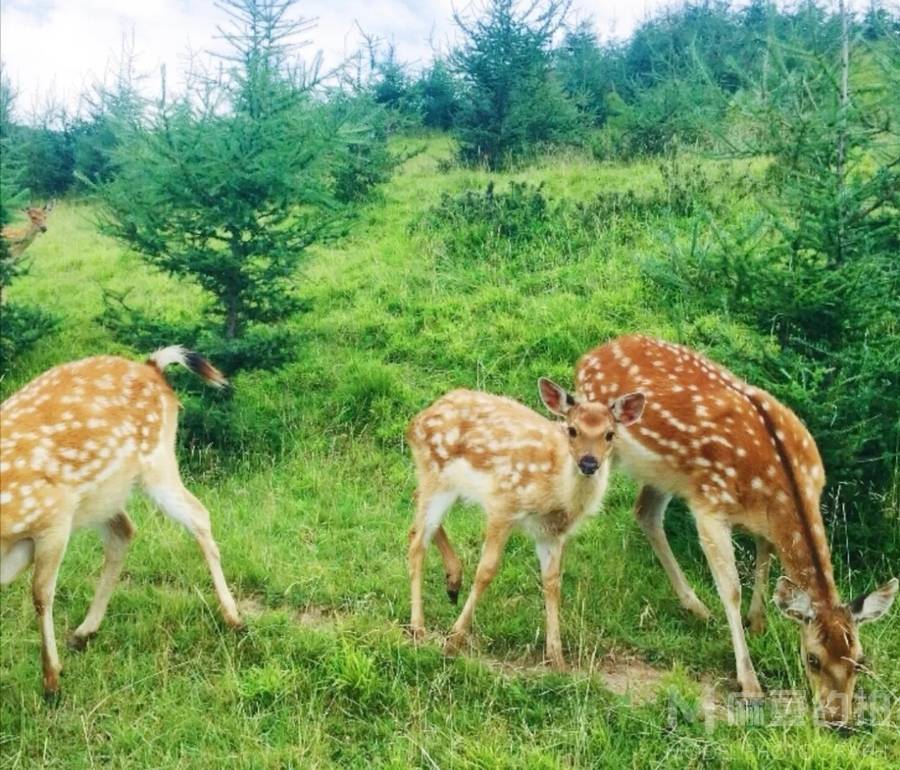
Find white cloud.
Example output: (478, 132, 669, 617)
(0, 0, 865, 117)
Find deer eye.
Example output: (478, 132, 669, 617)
(568, 426, 577, 438)
(807, 654, 821, 672)
(605, 431, 615, 442)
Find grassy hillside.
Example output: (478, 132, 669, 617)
(1, 136, 898, 768)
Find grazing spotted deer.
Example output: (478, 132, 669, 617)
(576, 334, 897, 724)
(0, 347, 242, 695)
(2, 201, 53, 258)
(406, 380, 645, 669)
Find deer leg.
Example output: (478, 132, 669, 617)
(635, 485, 711, 620)
(70, 512, 135, 650)
(32, 527, 70, 696)
(536, 537, 565, 670)
(1, 538, 35, 585)
(144, 470, 241, 629)
(433, 526, 463, 604)
(746, 536, 772, 635)
(408, 489, 456, 640)
(694, 513, 763, 698)
(445, 517, 512, 656)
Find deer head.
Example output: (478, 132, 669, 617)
(774, 576, 898, 726)
(538, 377, 645, 476)
(25, 204, 51, 233)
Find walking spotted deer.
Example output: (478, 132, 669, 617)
(0, 347, 242, 695)
(575, 334, 897, 725)
(406, 381, 645, 668)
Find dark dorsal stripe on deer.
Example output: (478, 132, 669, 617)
(575, 334, 897, 725)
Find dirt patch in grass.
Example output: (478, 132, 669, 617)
(238, 594, 723, 708)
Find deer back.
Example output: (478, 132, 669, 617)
(576, 335, 835, 600)
(1, 356, 176, 540)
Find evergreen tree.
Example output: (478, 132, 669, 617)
(554, 20, 611, 126)
(415, 59, 460, 130)
(97, 0, 352, 367)
(451, 0, 580, 168)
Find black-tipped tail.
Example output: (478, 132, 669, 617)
(147, 345, 228, 388)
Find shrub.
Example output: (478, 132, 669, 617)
(0, 303, 58, 374)
(414, 60, 460, 130)
(0, 73, 58, 373)
(419, 172, 718, 270)
(450, 0, 581, 169)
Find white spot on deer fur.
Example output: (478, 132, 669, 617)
(695, 457, 712, 467)
(736, 447, 746, 458)
(724, 467, 736, 478)
(751, 477, 764, 491)
(0, 492, 10, 505)
(10, 521, 26, 534)
(628, 364, 639, 376)
(720, 492, 735, 505)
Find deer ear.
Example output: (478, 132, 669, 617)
(773, 576, 815, 623)
(612, 392, 645, 426)
(848, 578, 898, 625)
(538, 377, 575, 417)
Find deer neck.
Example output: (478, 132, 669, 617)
(768, 503, 841, 608)
(7, 225, 40, 254)
(558, 456, 610, 520)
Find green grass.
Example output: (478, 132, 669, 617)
(2, 135, 898, 768)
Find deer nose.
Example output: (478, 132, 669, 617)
(578, 455, 599, 476)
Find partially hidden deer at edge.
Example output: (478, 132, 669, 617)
(0, 346, 242, 695)
(2, 201, 53, 259)
(407, 380, 645, 668)
(576, 334, 897, 725)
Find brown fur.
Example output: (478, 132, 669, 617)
(576, 334, 896, 723)
(2, 204, 51, 259)
(406, 386, 641, 669)
(0, 349, 241, 695)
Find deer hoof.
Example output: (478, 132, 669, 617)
(42, 675, 62, 703)
(409, 625, 427, 643)
(67, 633, 93, 652)
(444, 632, 466, 656)
(683, 596, 712, 621)
(745, 614, 766, 635)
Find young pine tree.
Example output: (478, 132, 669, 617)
(97, 0, 344, 368)
(451, 0, 580, 169)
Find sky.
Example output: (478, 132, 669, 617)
(0, 0, 862, 117)
(0, 0, 668, 116)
